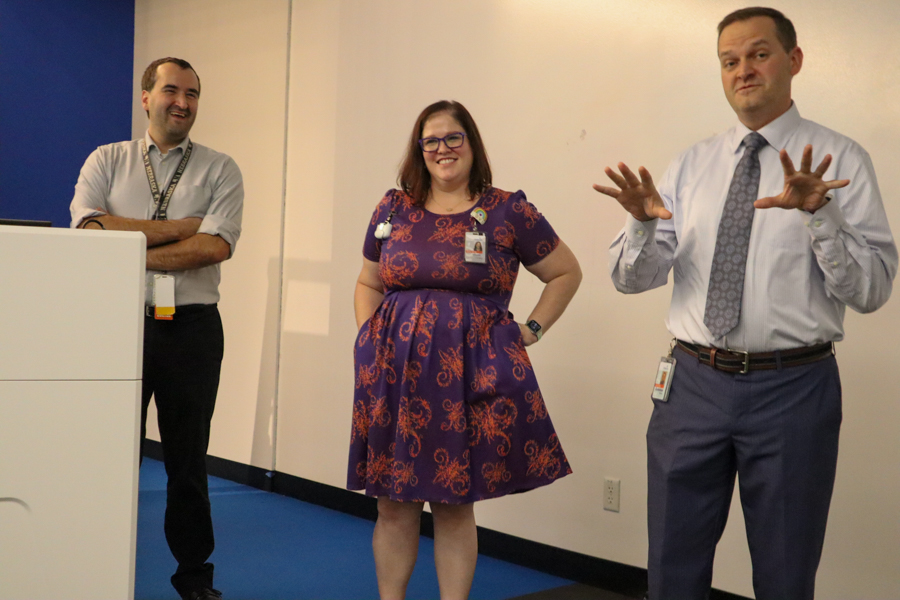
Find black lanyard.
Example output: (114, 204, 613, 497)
(140, 138, 193, 221)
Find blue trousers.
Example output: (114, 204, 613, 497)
(647, 346, 841, 600)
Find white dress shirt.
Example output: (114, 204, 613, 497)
(70, 131, 243, 306)
(609, 104, 897, 352)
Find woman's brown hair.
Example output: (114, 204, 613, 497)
(398, 100, 492, 205)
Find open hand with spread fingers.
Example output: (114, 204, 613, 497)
(754, 144, 850, 213)
(593, 163, 672, 222)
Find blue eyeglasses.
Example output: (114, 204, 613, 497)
(419, 132, 466, 152)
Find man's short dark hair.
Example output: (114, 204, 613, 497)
(141, 57, 201, 94)
(718, 7, 797, 52)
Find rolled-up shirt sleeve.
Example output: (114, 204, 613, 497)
(70, 148, 112, 228)
(197, 155, 243, 257)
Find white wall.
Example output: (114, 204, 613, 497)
(135, 1, 900, 598)
(134, 0, 290, 469)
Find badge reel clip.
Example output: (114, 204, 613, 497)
(374, 210, 396, 240)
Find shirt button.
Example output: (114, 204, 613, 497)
(626, 265, 634, 271)
(814, 220, 824, 227)
(832, 261, 839, 267)
(637, 230, 645, 237)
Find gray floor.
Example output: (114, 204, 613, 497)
(508, 583, 638, 600)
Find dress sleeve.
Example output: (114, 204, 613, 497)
(362, 190, 396, 262)
(506, 190, 559, 266)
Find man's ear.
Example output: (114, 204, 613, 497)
(790, 46, 804, 76)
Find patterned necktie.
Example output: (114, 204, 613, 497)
(703, 131, 768, 340)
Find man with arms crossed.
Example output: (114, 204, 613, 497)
(71, 58, 243, 600)
(595, 8, 895, 600)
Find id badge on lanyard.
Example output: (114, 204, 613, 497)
(153, 274, 176, 320)
(142, 139, 192, 318)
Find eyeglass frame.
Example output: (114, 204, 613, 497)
(418, 132, 467, 153)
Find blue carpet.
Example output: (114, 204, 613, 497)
(136, 459, 572, 599)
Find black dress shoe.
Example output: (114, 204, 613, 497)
(185, 588, 222, 600)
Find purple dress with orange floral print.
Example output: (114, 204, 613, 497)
(347, 187, 572, 503)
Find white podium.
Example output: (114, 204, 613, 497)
(0, 225, 145, 600)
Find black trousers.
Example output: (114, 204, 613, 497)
(141, 304, 224, 597)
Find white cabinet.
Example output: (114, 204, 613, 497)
(0, 226, 145, 600)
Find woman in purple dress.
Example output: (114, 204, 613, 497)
(349, 100, 582, 599)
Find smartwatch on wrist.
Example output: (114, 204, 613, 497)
(526, 319, 543, 341)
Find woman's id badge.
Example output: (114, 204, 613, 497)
(465, 231, 487, 264)
(652, 356, 676, 401)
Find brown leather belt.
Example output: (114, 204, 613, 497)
(676, 340, 834, 374)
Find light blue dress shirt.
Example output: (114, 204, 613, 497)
(609, 104, 897, 352)
(70, 131, 244, 306)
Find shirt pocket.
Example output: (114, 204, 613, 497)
(165, 183, 211, 219)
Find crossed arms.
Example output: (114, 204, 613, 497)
(71, 144, 241, 272)
(80, 214, 230, 271)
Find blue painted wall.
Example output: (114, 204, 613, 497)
(0, 0, 134, 226)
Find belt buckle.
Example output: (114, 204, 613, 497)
(727, 346, 751, 374)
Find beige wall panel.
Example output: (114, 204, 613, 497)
(275, 0, 346, 484)
(278, 1, 899, 598)
(134, 0, 290, 468)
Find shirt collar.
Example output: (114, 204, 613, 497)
(144, 130, 191, 157)
(729, 102, 802, 154)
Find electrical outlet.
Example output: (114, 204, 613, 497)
(604, 477, 620, 512)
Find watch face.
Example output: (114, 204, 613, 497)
(527, 320, 541, 334)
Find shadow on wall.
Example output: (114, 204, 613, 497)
(250, 256, 341, 471)
(249, 256, 281, 470)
